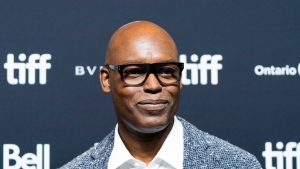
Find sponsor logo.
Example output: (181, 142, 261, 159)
(3, 53, 52, 85)
(74, 54, 223, 86)
(3, 144, 50, 169)
(254, 64, 300, 76)
(75, 66, 103, 76)
(262, 142, 300, 169)
(180, 54, 223, 85)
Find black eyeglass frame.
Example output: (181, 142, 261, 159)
(105, 62, 184, 86)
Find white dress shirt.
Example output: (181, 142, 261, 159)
(108, 116, 184, 169)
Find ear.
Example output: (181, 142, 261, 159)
(100, 67, 111, 93)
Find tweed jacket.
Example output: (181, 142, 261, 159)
(59, 117, 262, 169)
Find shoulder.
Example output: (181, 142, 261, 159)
(58, 131, 115, 169)
(177, 117, 262, 168)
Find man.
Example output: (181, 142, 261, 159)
(60, 21, 262, 169)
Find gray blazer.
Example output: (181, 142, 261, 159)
(59, 117, 262, 169)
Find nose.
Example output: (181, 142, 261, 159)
(143, 73, 162, 93)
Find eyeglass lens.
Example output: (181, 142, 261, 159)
(122, 63, 181, 85)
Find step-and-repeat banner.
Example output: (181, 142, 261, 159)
(1, 1, 299, 169)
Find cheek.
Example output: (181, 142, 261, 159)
(165, 86, 181, 112)
(166, 85, 181, 99)
(111, 85, 141, 113)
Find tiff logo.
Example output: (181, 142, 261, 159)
(180, 54, 223, 85)
(3, 53, 52, 85)
(3, 144, 50, 169)
(262, 142, 300, 169)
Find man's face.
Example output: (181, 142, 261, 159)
(106, 34, 181, 134)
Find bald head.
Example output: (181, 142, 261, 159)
(105, 21, 178, 65)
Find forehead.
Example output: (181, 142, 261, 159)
(118, 37, 178, 65)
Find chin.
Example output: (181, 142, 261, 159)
(137, 124, 168, 134)
(123, 117, 171, 134)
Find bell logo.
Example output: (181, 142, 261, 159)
(3, 53, 52, 85)
(3, 144, 50, 169)
(180, 54, 223, 85)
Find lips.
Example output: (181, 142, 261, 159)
(137, 99, 168, 111)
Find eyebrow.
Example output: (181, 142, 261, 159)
(121, 59, 178, 65)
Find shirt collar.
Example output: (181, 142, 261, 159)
(154, 116, 183, 168)
(108, 123, 133, 169)
(108, 116, 183, 169)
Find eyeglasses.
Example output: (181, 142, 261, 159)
(105, 62, 184, 86)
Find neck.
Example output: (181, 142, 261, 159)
(118, 118, 174, 166)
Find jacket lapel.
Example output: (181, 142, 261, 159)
(90, 130, 115, 168)
(179, 117, 215, 168)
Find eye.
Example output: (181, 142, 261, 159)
(124, 68, 144, 74)
(158, 67, 175, 75)
(123, 68, 146, 78)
